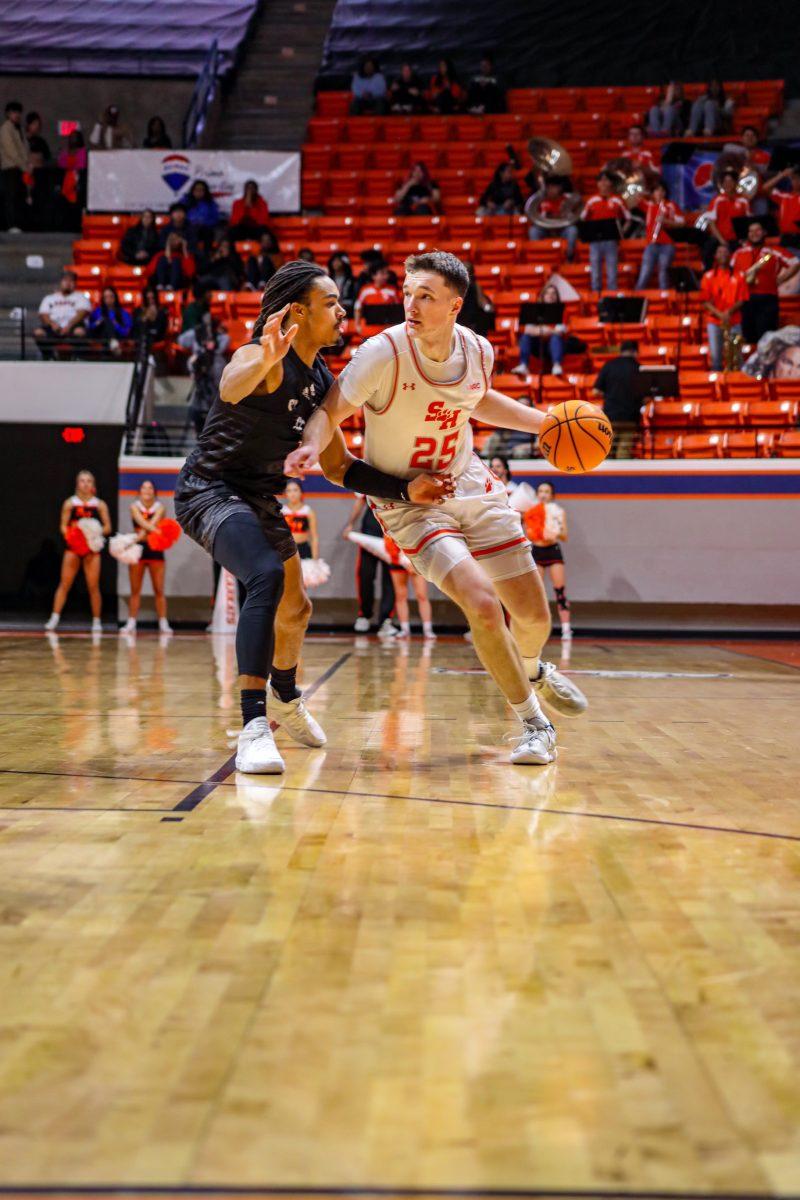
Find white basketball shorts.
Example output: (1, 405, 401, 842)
(370, 454, 536, 591)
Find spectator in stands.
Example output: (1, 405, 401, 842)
(687, 80, 733, 136)
(527, 175, 580, 261)
(394, 161, 440, 216)
(702, 170, 751, 268)
(699, 243, 748, 370)
(327, 252, 357, 316)
(426, 59, 464, 114)
(142, 116, 172, 149)
(33, 270, 90, 358)
(350, 57, 388, 115)
(200, 236, 245, 291)
(592, 341, 641, 458)
(355, 263, 401, 322)
(466, 54, 505, 115)
(478, 161, 524, 215)
(56, 129, 87, 231)
(581, 171, 628, 292)
(150, 233, 196, 291)
(119, 209, 160, 265)
(623, 124, 658, 175)
(90, 105, 133, 150)
(483, 395, 535, 459)
(229, 179, 271, 240)
(181, 282, 211, 332)
(133, 287, 168, 345)
(737, 126, 771, 175)
(459, 260, 495, 336)
(298, 247, 317, 263)
(179, 313, 230, 435)
(0, 100, 27, 232)
(160, 202, 197, 253)
(647, 82, 686, 136)
(512, 282, 571, 377)
(25, 112, 50, 162)
(87, 286, 133, 354)
(635, 179, 685, 289)
(388, 63, 425, 115)
(732, 218, 800, 345)
(764, 166, 800, 251)
(246, 229, 282, 289)
(181, 179, 221, 253)
(743, 326, 800, 378)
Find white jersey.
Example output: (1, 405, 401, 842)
(337, 322, 494, 480)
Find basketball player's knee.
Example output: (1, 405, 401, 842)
(280, 590, 312, 629)
(464, 586, 504, 630)
(554, 585, 570, 611)
(245, 556, 285, 611)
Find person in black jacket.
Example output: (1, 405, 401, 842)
(120, 209, 160, 265)
(478, 161, 524, 215)
(326, 252, 356, 316)
(246, 230, 282, 290)
(133, 287, 168, 344)
(466, 55, 505, 115)
(143, 116, 172, 149)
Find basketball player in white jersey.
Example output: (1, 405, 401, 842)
(284, 250, 588, 765)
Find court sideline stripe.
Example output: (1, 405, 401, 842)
(171, 653, 351, 813)
(0, 1184, 790, 1199)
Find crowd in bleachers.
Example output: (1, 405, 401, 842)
(7, 71, 800, 458)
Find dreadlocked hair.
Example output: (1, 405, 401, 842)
(252, 260, 328, 339)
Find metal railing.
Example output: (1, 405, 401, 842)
(183, 39, 220, 148)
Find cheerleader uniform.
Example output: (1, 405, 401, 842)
(67, 495, 101, 554)
(281, 504, 312, 560)
(525, 500, 566, 566)
(134, 501, 165, 561)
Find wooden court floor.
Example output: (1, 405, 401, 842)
(0, 630, 799, 1198)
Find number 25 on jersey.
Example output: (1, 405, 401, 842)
(409, 431, 459, 471)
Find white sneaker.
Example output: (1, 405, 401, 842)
(158, 618, 173, 634)
(423, 626, 437, 640)
(463, 629, 473, 643)
(551, 362, 563, 376)
(532, 659, 587, 716)
(120, 618, 136, 634)
(44, 613, 60, 631)
(354, 616, 370, 633)
(378, 618, 399, 638)
(235, 717, 285, 773)
(267, 690, 327, 747)
(509, 717, 557, 765)
(91, 618, 103, 634)
(510, 363, 528, 376)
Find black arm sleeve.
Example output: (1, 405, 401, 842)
(343, 459, 411, 502)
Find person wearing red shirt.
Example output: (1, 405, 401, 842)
(635, 179, 685, 289)
(702, 171, 751, 267)
(763, 166, 800, 252)
(355, 264, 401, 324)
(700, 244, 749, 369)
(528, 175, 580, 260)
(581, 171, 629, 291)
(624, 124, 658, 174)
(229, 179, 271, 240)
(731, 219, 800, 344)
(150, 232, 196, 291)
(738, 126, 771, 176)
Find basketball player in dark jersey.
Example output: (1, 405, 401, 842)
(175, 261, 454, 774)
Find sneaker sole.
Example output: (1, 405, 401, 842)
(511, 748, 558, 766)
(235, 756, 285, 774)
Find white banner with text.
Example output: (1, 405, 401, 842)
(88, 149, 300, 214)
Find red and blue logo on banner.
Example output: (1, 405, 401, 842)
(161, 153, 192, 194)
(663, 150, 718, 209)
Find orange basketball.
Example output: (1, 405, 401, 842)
(538, 400, 613, 473)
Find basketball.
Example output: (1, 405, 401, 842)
(538, 400, 613, 473)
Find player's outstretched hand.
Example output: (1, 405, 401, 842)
(284, 444, 319, 479)
(408, 473, 456, 506)
(259, 306, 298, 371)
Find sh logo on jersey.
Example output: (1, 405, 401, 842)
(424, 399, 459, 430)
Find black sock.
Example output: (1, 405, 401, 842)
(241, 688, 267, 727)
(270, 664, 300, 702)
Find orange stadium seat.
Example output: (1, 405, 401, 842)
(746, 399, 799, 427)
(695, 400, 746, 428)
(723, 431, 774, 457)
(641, 400, 698, 428)
(775, 429, 800, 456)
(676, 433, 724, 458)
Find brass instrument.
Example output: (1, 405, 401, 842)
(524, 138, 580, 229)
(604, 156, 647, 207)
(695, 151, 761, 230)
(722, 322, 743, 371)
(744, 249, 775, 285)
(526, 136, 573, 178)
(524, 188, 582, 229)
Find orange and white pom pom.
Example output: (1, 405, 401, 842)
(301, 558, 331, 589)
(109, 533, 143, 565)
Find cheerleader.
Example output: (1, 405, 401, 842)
(524, 481, 572, 642)
(45, 469, 111, 632)
(121, 480, 173, 634)
(384, 534, 436, 640)
(281, 480, 318, 561)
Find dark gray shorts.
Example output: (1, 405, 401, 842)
(174, 466, 297, 562)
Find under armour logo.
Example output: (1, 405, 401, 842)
(288, 398, 299, 410)
(402, 382, 416, 391)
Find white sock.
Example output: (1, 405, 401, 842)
(400, 621, 411, 635)
(48, 612, 59, 626)
(423, 621, 434, 635)
(511, 692, 545, 723)
(561, 622, 572, 636)
(522, 655, 541, 681)
(159, 618, 171, 631)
